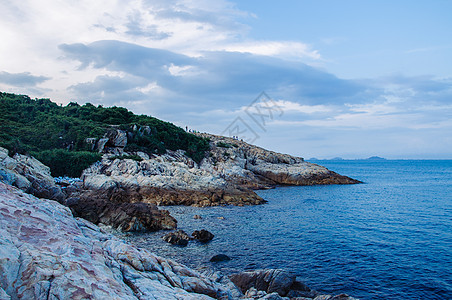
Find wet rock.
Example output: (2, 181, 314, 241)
(210, 254, 231, 262)
(163, 230, 191, 246)
(192, 229, 214, 243)
(194, 214, 203, 219)
(229, 269, 295, 296)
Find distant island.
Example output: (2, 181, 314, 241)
(366, 156, 386, 161)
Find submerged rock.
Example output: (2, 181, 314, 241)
(210, 254, 231, 262)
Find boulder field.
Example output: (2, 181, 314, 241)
(0, 182, 358, 300)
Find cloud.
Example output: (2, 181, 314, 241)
(59, 40, 364, 110)
(0, 71, 50, 86)
(1, 0, 451, 158)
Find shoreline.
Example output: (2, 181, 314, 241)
(0, 181, 359, 299)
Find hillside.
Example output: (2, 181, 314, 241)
(0, 92, 209, 177)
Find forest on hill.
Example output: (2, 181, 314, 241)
(0, 92, 210, 177)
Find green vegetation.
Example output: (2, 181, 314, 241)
(217, 141, 233, 148)
(32, 150, 102, 178)
(0, 92, 210, 176)
(109, 154, 143, 162)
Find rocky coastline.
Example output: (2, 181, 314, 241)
(0, 181, 358, 299)
(0, 130, 360, 233)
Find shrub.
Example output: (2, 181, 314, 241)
(217, 141, 232, 148)
(32, 149, 102, 177)
(109, 154, 143, 162)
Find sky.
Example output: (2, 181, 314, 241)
(0, 0, 451, 159)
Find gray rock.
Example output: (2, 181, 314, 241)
(96, 137, 109, 152)
(0, 147, 64, 202)
(80, 133, 359, 208)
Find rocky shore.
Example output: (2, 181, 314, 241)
(69, 132, 359, 228)
(1, 129, 360, 233)
(0, 181, 358, 299)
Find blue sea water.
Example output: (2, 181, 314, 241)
(122, 160, 452, 299)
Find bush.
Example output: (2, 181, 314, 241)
(217, 141, 232, 148)
(32, 149, 102, 177)
(109, 154, 143, 162)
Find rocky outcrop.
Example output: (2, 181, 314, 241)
(0, 147, 64, 202)
(229, 269, 358, 300)
(66, 194, 177, 232)
(230, 269, 297, 297)
(80, 134, 360, 208)
(0, 182, 231, 299)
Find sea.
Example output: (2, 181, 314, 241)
(120, 160, 452, 299)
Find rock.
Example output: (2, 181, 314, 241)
(0, 182, 231, 299)
(229, 269, 295, 297)
(80, 133, 360, 209)
(67, 191, 177, 232)
(0, 147, 64, 202)
(313, 294, 358, 300)
(257, 292, 286, 300)
(96, 137, 109, 152)
(192, 229, 214, 243)
(163, 230, 191, 246)
(194, 214, 203, 219)
(210, 254, 231, 262)
(245, 287, 267, 298)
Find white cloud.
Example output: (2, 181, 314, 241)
(0, 0, 451, 158)
(219, 41, 320, 60)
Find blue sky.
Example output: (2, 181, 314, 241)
(0, 0, 451, 159)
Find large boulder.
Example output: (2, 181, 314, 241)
(0, 182, 231, 299)
(66, 191, 177, 232)
(229, 269, 295, 296)
(0, 147, 64, 202)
